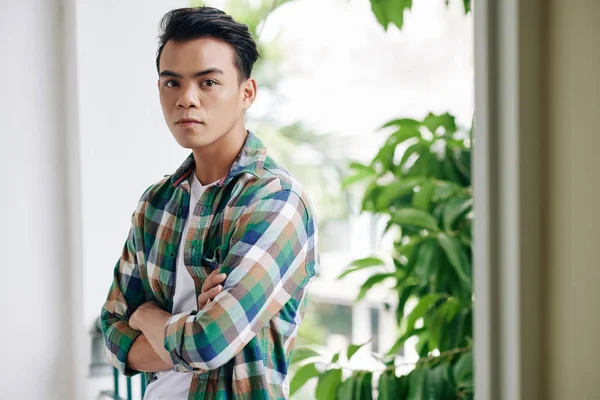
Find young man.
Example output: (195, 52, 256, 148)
(100, 7, 318, 400)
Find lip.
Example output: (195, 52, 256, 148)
(176, 118, 203, 125)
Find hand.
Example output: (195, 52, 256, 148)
(197, 270, 227, 309)
(129, 301, 162, 331)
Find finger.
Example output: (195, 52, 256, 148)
(211, 285, 223, 296)
(197, 285, 222, 309)
(202, 271, 227, 291)
(197, 293, 208, 309)
(201, 270, 218, 292)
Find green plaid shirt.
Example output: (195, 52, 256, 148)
(100, 132, 318, 399)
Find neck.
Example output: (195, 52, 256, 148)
(192, 122, 248, 185)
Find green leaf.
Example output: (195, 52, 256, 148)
(350, 161, 376, 173)
(290, 347, 320, 365)
(423, 112, 457, 135)
(377, 370, 397, 400)
(453, 352, 473, 383)
(357, 273, 394, 301)
(412, 180, 436, 211)
(392, 208, 440, 232)
(454, 149, 471, 183)
(442, 156, 462, 183)
(437, 233, 471, 287)
(390, 126, 421, 145)
(442, 196, 473, 232)
(406, 152, 432, 177)
(378, 370, 409, 400)
(361, 181, 381, 212)
(427, 364, 456, 399)
(372, 141, 397, 172)
(386, 0, 412, 30)
(386, 327, 426, 355)
(397, 374, 410, 398)
(289, 363, 320, 396)
(398, 142, 423, 170)
(338, 257, 385, 279)
(396, 283, 418, 325)
(343, 162, 377, 189)
(342, 170, 376, 189)
(316, 368, 343, 400)
(336, 375, 357, 399)
(353, 371, 373, 400)
(359, 371, 373, 400)
(381, 118, 421, 129)
(413, 238, 438, 284)
(436, 297, 462, 324)
(406, 367, 428, 400)
(331, 352, 340, 364)
(406, 293, 447, 332)
(375, 178, 421, 210)
(464, 0, 472, 14)
(370, 0, 390, 29)
(416, 334, 430, 357)
(432, 181, 458, 202)
(428, 306, 445, 349)
(428, 152, 445, 181)
(347, 340, 370, 361)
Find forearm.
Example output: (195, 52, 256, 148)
(137, 307, 173, 366)
(127, 334, 173, 372)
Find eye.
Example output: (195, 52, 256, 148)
(203, 79, 218, 87)
(164, 79, 179, 88)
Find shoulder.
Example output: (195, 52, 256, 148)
(133, 175, 176, 216)
(241, 156, 316, 221)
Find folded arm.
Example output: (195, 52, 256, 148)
(100, 217, 172, 375)
(163, 189, 317, 372)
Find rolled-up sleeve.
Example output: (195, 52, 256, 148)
(164, 189, 316, 372)
(100, 217, 145, 376)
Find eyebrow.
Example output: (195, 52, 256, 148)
(159, 68, 225, 78)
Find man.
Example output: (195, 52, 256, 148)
(100, 6, 318, 400)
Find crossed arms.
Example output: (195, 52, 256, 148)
(100, 189, 314, 375)
(125, 270, 226, 373)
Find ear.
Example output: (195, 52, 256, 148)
(241, 78, 257, 110)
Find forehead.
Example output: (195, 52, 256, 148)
(159, 37, 237, 73)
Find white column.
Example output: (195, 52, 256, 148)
(0, 0, 82, 399)
(473, 0, 542, 399)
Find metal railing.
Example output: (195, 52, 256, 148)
(99, 368, 147, 400)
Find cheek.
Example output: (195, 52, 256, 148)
(159, 92, 175, 112)
(218, 87, 245, 108)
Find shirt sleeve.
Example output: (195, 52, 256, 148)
(100, 216, 145, 376)
(163, 189, 317, 372)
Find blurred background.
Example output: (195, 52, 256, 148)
(1, 0, 599, 399)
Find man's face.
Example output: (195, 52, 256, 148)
(158, 37, 254, 149)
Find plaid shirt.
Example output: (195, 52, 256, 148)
(100, 132, 318, 400)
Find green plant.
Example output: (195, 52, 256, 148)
(369, 0, 472, 31)
(291, 114, 473, 399)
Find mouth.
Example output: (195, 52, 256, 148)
(176, 118, 203, 127)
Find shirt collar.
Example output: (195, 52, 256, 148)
(170, 131, 268, 189)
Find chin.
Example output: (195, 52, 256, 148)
(172, 130, 221, 150)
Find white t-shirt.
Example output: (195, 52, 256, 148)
(144, 173, 217, 400)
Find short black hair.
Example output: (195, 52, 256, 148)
(156, 6, 259, 82)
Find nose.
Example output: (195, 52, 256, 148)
(176, 84, 200, 109)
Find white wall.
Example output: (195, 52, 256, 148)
(76, 0, 188, 330)
(0, 0, 76, 398)
(74, 1, 189, 397)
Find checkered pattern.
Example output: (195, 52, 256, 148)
(100, 132, 318, 399)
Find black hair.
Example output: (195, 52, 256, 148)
(156, 6, 259, 82)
